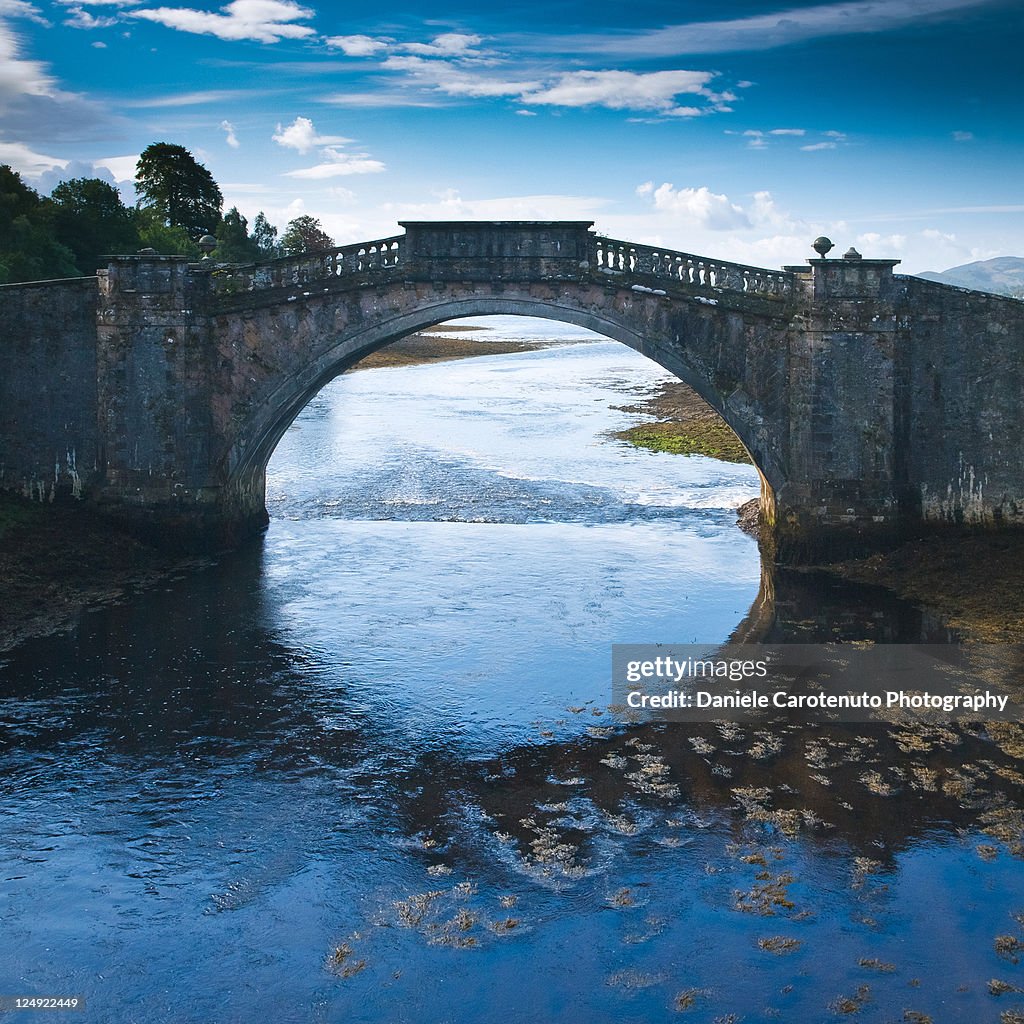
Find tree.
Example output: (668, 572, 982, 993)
(280, 214, 334, 255)
(135, 142, 223, 239)
(47, 177, 140, 273)
(251, 211, 280, 259)
(133, 206, 200, 258)
(214, 206, 261, 263)
(0, 165, 78, 283)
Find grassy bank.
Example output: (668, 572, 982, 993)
(612, 381, 752, 464)
(355, 328, 546, 369)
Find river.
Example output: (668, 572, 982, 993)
(1, 318, 1022, 1023)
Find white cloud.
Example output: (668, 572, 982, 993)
(952, 130, 974, 142)
(381, 58, 727, 116)
(94, 153, 139, 180)
(519, 69, 717, 114)
(36, 158, 118, 194)
(769, 128, 805, 136)
(131, 0, 315, 43)
(0, 13, 56, 104)
(123, 88, 253, 107)
(63, 6, 118, 28)
(92, 40, 106, 47)
(0, 1, 49, 26)
(537, 0, 999, 56)
(515, 109, 536, 116)
(319, 91, 444, 109)
(638, 183, 751, 230)
(800, 141, 836, 151)
(856, 231, 907, 253)
(382, 55, 538, 98)
(283, 147, 386, 178)
(221, 119, 239, 148)
(323, 33, 391, 56)
(0, 140, 66, 177)
(273, 115, 383, 178)
(382, 189, 611, 222)
(402, 32, 484, 56)
(272, 115, 350, 153)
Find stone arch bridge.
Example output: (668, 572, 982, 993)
(2, 220, 1023, 561)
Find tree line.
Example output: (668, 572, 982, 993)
(0, 142, 337, 284)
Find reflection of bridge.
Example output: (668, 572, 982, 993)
(2, 220, 1024, 560)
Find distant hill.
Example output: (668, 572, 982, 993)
(916, 256, 1024, 297)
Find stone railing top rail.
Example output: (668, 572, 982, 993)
(206, 234, 405, 294)
(201, 225, 795, 301)
(592, 235, 795, 299)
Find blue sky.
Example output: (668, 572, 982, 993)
(1, 0, 1021, 272)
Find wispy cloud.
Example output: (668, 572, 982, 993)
(382, 55, 538, 98)
(524, 0, 999, 56)
(282, 148, 385, 178)
(0, 139, 65, 176)
(520, 69, 720, 114)
(0, 0, 49, 27)
(323, 33, 390, 57)
(0, 7, 56, 103)
(121, 88, 256, 107)
(381, 57, 729, 116)
(221, 119, 239, 148)
(131, 0, 315, 43)
(273, 115, 384, 178)
(320, 92, 447, 109)
(382, 189, 611, 221)
(952, 130, 974, 141)
(63, 6, 118, 29)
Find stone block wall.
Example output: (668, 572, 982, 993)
(896, 277, 1024, 527)
(0, 277, 99, 501)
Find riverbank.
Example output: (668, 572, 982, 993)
(0, 496, 207, 653)
(356, 325, 547, 368)
(612, 380, 752, 463)
(820, 531, 1024, 642)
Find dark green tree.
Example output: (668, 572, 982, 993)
(280, 214, 334, 255)
(251, 211, 280, 259)
(133, 206, 200, 257)
(213, 206, 261, 263)
(0, 165, 78, 283)
(47, 177, 140, 273)
(135, 142, 223, 238)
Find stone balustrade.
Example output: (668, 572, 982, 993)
(591, 236, 795, 299)
(208, 235, 404, 295)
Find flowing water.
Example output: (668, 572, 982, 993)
(1, 318, 1022, 1023)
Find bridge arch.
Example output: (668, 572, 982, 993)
(224, 292, 785, 530)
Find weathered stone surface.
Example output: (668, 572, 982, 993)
(2, 221, 1023, 561)
(0, 276, 98, 501)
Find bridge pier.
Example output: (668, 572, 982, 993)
(769, 254, 904, 561)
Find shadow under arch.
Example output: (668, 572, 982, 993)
(227, 296, 782, 532)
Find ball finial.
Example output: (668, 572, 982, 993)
(812, 236, 834, 258)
